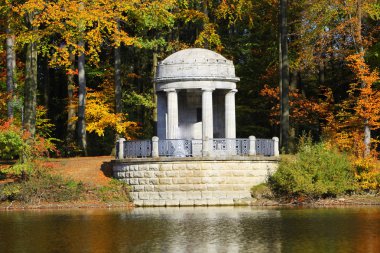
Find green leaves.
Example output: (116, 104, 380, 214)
(365, 3, 380, 20)
(0, 129, 24, 160)
(123, 91, 154, 109)
(269, 140, 356, 198)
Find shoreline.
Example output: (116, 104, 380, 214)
(2, 195, 380, 211)
(0, 201, 133, 211)
(248, 194, 380, 207)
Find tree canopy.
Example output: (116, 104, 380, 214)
(1, 0, 380, 165)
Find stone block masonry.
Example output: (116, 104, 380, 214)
(112, 157, 279, 207)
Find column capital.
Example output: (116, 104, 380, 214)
(228, 89, 238, 94)
(164, 88, 176, 93)
(201, 88, 215, 92)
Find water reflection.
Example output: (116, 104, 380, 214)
(0, 207, 379, 253)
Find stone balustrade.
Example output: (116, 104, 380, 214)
(116, 136, 280, 159)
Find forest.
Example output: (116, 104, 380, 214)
(1, 0, 380, 168)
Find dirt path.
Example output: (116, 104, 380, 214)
(44, 156, 114, 186)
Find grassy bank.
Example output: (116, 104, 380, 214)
(0, 160, 132, 210)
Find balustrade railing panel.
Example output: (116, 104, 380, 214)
(212, 138, 249, 156)
(117, 137, 276, 158)
(256, 139, 274, 156)
(158, 139, 192, 157)
(123, 140, 152, 158)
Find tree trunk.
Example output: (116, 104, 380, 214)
(318, 59, 325, 85)
(152, 52, 158, 136)
(77, 39, 87, 156)
(290, 70, 298, 90)
(114, 44, 123, 139)
(6, 27, 15, 119)
(278, 14, 283, 148)
(289, 70, 297, 153)
(67, 48, 76, 144)
(23, 13, 38, 136)
(42, 57, 50, 107)
(280, 0, 290, 153)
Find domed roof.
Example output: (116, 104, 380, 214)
(161, 48, 228, 64)
(155, 48, 239, 84)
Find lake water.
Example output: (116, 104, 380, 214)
(0, 206, 379, 253)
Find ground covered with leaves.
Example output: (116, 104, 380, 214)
(0, 157, 132, 210)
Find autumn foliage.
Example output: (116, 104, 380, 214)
(0, 120, 56, 160)
(85, 89, 139, 138)
(261, 51, 380, 190)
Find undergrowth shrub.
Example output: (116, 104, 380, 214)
(96, 179, 131, 202)
(251, 183, 273, 199)
(0, 121, 25, 159)
(0, 169, 85, 203)
(0, 119, 58, 161)
(0, 165, 132, 204)
(352, 157, 380, 191)
(269, 139, 356, 199)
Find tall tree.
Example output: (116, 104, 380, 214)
(6, 26, 16, 119)
(77, 1, 87, 155)
(114, 20, 123, 140)
(77, 42, 87, 155)
(23, 12, 38, 136)
(280, 0, 289, 153)
(66, 48, 76, 144)
(356, 0, 370, 156)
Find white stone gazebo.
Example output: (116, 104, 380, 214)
(112, 48, 280, 207)
(156, 48, 239, 141)
(116, 48, 279, 158)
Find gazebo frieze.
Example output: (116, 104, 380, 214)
(156, 80, 237, 91)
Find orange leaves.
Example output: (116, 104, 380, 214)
(66, 69, 78, 75)
(215, 0, 251, 26)
(322, 52, 380, 168)
(260, 84, 330, 125)
(345, 53, 380, 130)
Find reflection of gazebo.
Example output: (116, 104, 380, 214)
(116, 48, 279, 158)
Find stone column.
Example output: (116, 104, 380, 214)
(165, 88, 178, 139)
(249, 136, 256, 156)
(273, 137, 280, 156)
(202, 88, 214, 139)
(152, 136, 159, 158)
(202, 88, 214, 156)
(225, 89, 237, 138)
(118, 138, 125, 159)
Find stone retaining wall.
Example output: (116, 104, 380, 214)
(112, 157, 279, 207)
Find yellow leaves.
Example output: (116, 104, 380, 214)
(180, 10, 209, 24)
(354, 156, 380, 190)
(194, 23, 223, 51)
(16, 0, 144, 66)
(214, 0, 251, 26)
(364, 2, 380, 20)
(85, 90, 139, 137)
